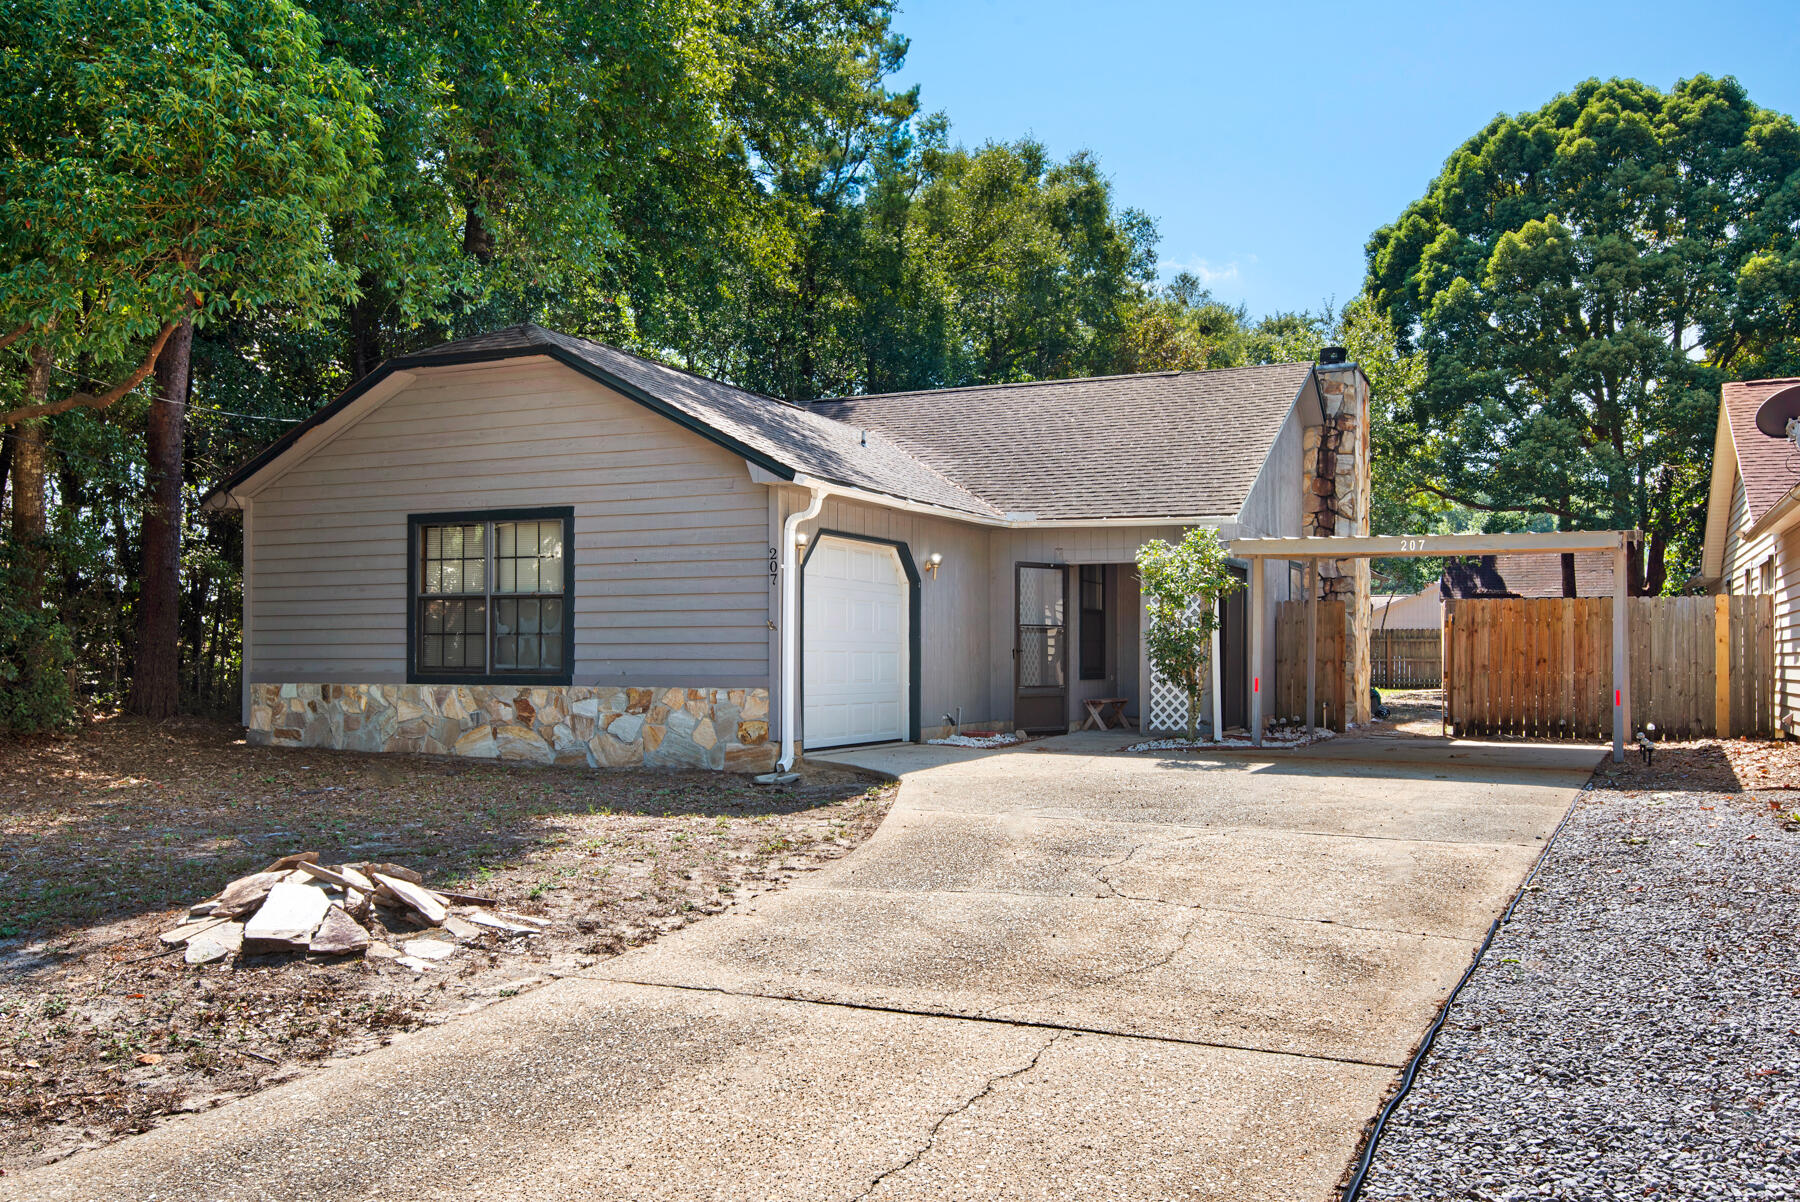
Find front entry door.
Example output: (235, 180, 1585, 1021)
(1015, 564, 1068, 733)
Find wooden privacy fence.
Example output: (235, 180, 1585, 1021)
(1444, 595, 1775, 740)
(1274, 600, 1346, 729)
(1371, 627, 1441, 688)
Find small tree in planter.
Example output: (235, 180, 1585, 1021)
(1136, 529, 1243, 742)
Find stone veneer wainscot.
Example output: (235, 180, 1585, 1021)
(249, 683, 775, 773)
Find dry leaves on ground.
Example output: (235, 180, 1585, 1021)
(0, 717, 894, 1173)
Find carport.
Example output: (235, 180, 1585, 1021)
(1227, 530, 1642, 760)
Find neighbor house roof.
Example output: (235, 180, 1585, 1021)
(1440, 552, 1616, 599)
(206, 324, 1318, 524)
(1698, 378, 1800, 582)
(1722, 378, 1800, 527)
(810, 363, 1316, 520)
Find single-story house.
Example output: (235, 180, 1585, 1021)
(204, 324, 1372, 771)
(1439, 552, 1617, 600)
(1696, 376, 1800, 733)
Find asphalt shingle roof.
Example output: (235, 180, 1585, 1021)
(811, 363, 1316, 519)
(1440, 553, 1616, 599)
(213, 324, 1316, 523)
(1722, 378, 1800, 526)
(403, 325, 1000, 517)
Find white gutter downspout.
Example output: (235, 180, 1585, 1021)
(777, 485, 827, 772)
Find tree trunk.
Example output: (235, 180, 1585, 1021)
(127, 317, 192, 719)
(182, 564, 209, 703)
(347, 271, 384, 383)
(1643, 531, 1668, 597)
(1560, 552, 1577, 598)
(203, 579, 226, 711)
(10, 345, 52, 605)
(0, 419, 12, 523)
(462, 199, 496, 264)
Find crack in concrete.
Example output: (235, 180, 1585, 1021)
(590, 975, 1400, 1069)
(997, 907, 1204, 1019)
(896, 806, 1551, 850)
(1087, 841, 1144, 899)
(848, 1030, 1064, 1201)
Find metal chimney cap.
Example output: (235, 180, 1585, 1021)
(1317, 346, 1348, 365)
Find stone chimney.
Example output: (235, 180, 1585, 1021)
(1301, 353, 1372, 725)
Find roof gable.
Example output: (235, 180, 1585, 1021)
(1722, 378, 1800, 526)
(208, 324, 1314, 524)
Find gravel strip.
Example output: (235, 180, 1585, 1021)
(1358, 781, 1799, 1200)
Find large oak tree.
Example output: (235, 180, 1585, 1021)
(1366, 76, 1800, 592)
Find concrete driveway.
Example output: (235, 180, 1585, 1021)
(6, 733, 1595, 1202)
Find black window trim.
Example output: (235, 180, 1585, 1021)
(406, 506, 575, 686)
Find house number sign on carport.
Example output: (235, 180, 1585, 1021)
(1227, 529, 1642, 762)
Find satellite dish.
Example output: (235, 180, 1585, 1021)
(1753, 383, 1800, 438)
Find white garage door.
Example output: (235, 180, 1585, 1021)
(803, 537, 909, 749)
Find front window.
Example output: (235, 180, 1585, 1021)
(411, 508, 573, 683)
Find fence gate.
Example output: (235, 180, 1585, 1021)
(1444, 595, 1774, 740)
(1371, 628, 1441, 688)
(1273, 599, 1346, 730)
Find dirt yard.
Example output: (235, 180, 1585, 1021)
(1370, 686, 1445, 735)
(0, 718, 894, 1174)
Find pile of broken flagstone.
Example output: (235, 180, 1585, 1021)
(159, 853, 547, 970)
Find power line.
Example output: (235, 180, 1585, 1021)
(38, 363, 304, 423)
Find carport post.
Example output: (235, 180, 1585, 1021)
(1305, 559, 1317, 740)
(1249, 558, 1264, 747)
(1612, 538, 1630, 763)
(1209, 596, 1222, 741)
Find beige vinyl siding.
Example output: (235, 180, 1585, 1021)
(1232, 393, 1308, 708)
(990, 525, 1192, 729)
(773, 487, 1201, 736)
(1778, 525, 1800, 731)
(782, 491, 996, 731)
(1720, 473, 1761, 594)
(1713, 467, 1800, 733)
(248, 359, 772, 687)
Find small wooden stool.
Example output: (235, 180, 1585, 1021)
(1081, 697, 1130, 731)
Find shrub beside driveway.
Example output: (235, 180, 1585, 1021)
(0, 717, 892, 1173)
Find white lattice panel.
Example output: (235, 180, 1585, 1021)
(1146, 597, 1210, 735)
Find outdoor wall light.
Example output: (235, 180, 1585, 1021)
(925, 552, 943, 578)
(795, 531, 809, 548)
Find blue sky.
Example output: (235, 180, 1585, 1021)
(890, 0, 1800, 319)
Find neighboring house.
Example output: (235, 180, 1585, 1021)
(1438, 552, 1617, 600)
(1696, 376, 1800, 733)
(204, 324, 1371, 771)
(1371, 587, 1442, 629)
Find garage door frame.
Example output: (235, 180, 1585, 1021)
(800, 530, 922, 748)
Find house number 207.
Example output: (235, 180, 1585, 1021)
(1397, 538, 1428, 552)
(768, 547, 779, 585)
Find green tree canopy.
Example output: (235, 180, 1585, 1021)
(308, 0, 905, 378)
(0, 0, 379, 420)
(1365, 75, 1800, 592)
